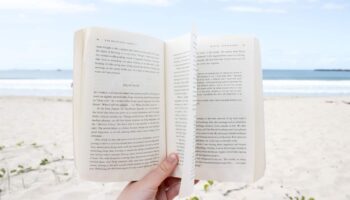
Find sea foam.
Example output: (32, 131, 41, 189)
(1, 79, 350, 96)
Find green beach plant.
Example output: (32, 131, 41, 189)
(40, 158, 50, 166)
(16, 141, 24, 147)
(203, 183, 209, 192)
(1, 155, 71, 180)
(203, 180, 214, 192)
(285, 193, 315, 200)
(0, 141, 75, 194)
(188, 196, 200, 200)
(31, 143, 42, 148)
(0, 168, 6, 178)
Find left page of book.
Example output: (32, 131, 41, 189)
(73, 27, 166, 182)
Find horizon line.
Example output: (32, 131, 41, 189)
(1, 68, 350, 71)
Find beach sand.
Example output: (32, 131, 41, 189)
(0, 96, 350, 200)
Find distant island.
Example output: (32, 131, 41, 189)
(314, 69, 350, 72)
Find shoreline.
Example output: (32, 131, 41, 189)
(1, 95, 350, 98)
(1, 95, 350, 104)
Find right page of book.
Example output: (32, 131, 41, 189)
(165, 32, 198, 197)
(195, 36, 265, 182)
(165, 34, 196, 178)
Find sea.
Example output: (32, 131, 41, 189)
(0, 69, 350, 96)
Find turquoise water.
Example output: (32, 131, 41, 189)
(263, 70, 350, 80)
(1, 69, 350, 96)
(1, 69, 350, 80)
(263, 69, 350, 80)
(0, 70, 72, 80)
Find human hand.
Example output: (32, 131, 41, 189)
(117, 153, 180, 200)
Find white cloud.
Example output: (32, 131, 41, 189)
(322, 3, 346, 10)
(0, 0, 96, 13)
(257, 0, 294, 3)
(226, 5, 287, 13)
(226, 0, 321, 4)
(103, 0, 172, 6)
(225, 0, 295, 3)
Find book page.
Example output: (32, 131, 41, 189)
(165, 32, 197, 197)
(253, 40, 266, 180)
(73, 27, 166, 181)
(195, 36, 264, 181)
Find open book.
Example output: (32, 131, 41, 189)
(73, 27, 265, 197)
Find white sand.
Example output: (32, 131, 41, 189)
(0, 96, 350, 200)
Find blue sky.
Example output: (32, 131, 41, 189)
(0, 0, 349, 70)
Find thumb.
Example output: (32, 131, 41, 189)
(140, 153, 179, 189)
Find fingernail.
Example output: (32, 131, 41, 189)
(167, 153, 178, 164)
